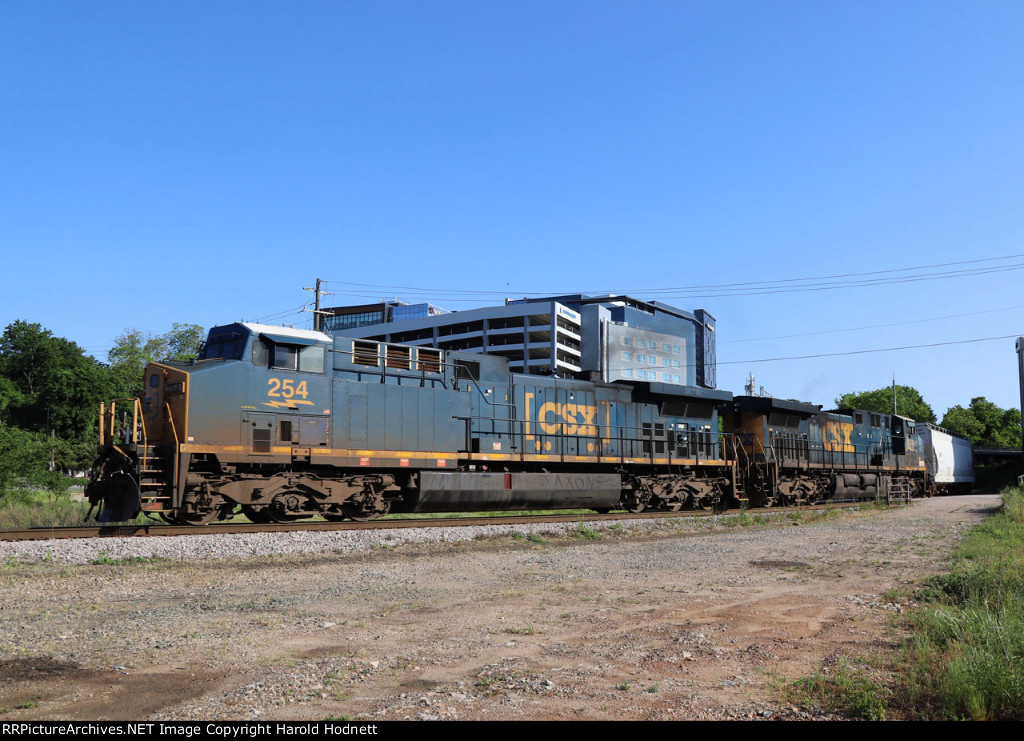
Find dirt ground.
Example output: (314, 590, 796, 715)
(0, 495, 999, 721)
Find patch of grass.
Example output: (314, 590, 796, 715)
(617, 682, 631, 691)
(0, 485, 153, 528)
(89, 551, 119, 566)
(87, 552, 169, 567)
(789, 659, 889, 720)
(502, 625, 539, 635)
(895, 485, 1024, 720)
(575, 523, 601, 540)
(1002, 483, 1024, 523)
(526, 533, 545, 544)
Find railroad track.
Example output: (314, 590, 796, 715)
(0, 506, 813, 542)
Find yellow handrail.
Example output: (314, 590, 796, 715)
(164, 401, 180, 496)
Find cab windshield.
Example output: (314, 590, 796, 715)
(198, 332, 247, 361)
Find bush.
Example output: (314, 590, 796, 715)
(900, 484, 1024, 719)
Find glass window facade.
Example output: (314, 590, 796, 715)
(325, 310, 384, 331)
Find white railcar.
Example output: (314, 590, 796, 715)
(917, 424, 974, 494)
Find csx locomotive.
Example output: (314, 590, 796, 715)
(86, 322, 926, 523)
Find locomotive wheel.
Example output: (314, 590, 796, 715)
(265, 504, 310, 523)
(267, 493, 313, 523)
(343, 501, 391, 521)
(176, 508, 221, 526)
(623, 498, 646, 514)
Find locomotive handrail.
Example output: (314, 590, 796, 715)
(99, 398, 148, 450)
(163, 401, 180, 503)
(461, 412, 721, 463)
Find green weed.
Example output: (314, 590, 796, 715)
(894, 484, 1024, 720)
(790, 659, 888, 720)
(502, 625, 539, 635)
(89, 551, 119, 566)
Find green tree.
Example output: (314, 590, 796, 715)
(941, 397, 1022, 448)
(0, 321, 120, 447)
(0, 425, 50, 493)
(164, 323, 204, 361)
(107, 329, 167, 397)
(834, 384, 937, 424)
(106, 323, 204, 396)
(0, 376, 24, 423)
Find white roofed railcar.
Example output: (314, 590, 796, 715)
(918, 424, 974, 493)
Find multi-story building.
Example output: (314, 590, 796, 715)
(321, 295, 716, 389)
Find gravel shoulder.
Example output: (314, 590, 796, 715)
(0, 495, 999, 721)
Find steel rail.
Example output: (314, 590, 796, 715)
(0, 505, 864, 542)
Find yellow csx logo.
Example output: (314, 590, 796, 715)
(530, 401, 598, 437)
(823, 420, 854, 452)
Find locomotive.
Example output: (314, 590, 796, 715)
(85, 322, 927, 523)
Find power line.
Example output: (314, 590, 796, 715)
(246, 303, 309, 324)
(722, 304, 1024, 344)
(319, 251, 1024, 301)
(719, 334, 1022, 365)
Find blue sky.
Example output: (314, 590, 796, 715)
(3, 2, 1023, 420)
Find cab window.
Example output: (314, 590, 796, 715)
(261, 341, 325, 373)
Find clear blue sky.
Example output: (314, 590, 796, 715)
(3, 1, 1023, 420)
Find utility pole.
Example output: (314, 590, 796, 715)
(1016, 338, 1024, 473)
(303, 278, 325, 331)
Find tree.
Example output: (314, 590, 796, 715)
(834, 385, 937, 424)
(107, 323, 205, 396)
(0, 321, 120, 447)
(107, 329, 167, 397)
(164, 323, 204, 361)
(0, 376, 24, 423)
(0, 425, 50, 493)
(941, 397, 1022, 448)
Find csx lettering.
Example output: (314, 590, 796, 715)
(537, 402, 598, 436)
(824, 421, 854, 452)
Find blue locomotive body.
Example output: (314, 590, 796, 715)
(725, 396, 926, 505)
(88, 322, 735, 523)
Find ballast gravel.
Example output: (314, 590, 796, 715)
(0, 495, 1000, 721)
(0, 515, 745, 565)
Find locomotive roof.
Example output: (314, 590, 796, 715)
(732, 395, 821, 417)
(235, 322, 332, 344)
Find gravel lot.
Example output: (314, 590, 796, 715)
(0, 495, 999, 721)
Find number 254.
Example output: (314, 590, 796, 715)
(268, 378, 308, 399)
